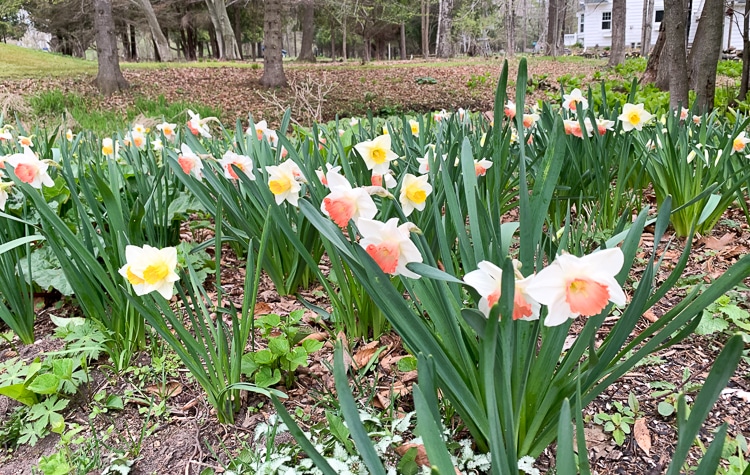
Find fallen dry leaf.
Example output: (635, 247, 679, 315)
(704, 233, 734, 251)
(353, 340, 381, 369)
(633, 418, 651, 456)
(145, 381, 182, 399)
(395, 443, 431, 467)
(254, 302, 273, 315)
(643, 309, 658, 323)
(301, 332, 328, 343)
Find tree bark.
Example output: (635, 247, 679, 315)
(400, 22, 407, 59)
(608, 0, 626, 66)
(297, 0, 316, 62)
(93, 0, 129, 96)
(330, 16, 336, 59)
(505, 0, 515, 56)
(546, 0, 562, 56)
(205, 0, 240, 60)
(342, 17, 347, 60)
(436, 0, 453, 57)
(260, 0, 288, 87)
(665, 0, 689, 109)
(641, 21, 666, 84)
(129, 24, 137, 61)
(739, 0, 750, 99)
(134, 0, 172, 62)
(687, 0, 724, 112)
(640, 0, 654, 55)
(421, 0, 430, 58)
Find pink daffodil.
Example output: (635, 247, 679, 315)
(504, 101, 516, 119)
(177, 144, 204, 180)
(732, 131, 750, 154)
(562, 88, 588, 113)
(320, 170, 377, 228)
(371, 170, 397, 189)
(525, 248, 627, 326)
(187, 110, 212, 138)
(357, 217, 423, 279)
(219, 150, 254, 180)
(6, 147, 54, 189)
(463, 260, 540, 321)
(18, 136, 33, 148)
(474, 158, 493, 176)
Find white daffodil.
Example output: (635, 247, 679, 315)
(354, 135, 398, 175)
(357, 217, 423, 279)
(119, 244, 180, 299)
(399, 173, 432, 217)
(320, 170, 377, 228)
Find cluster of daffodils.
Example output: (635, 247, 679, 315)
(464, 248, 626, 327)
(0, 129, 56, 210)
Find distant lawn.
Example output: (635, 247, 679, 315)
(0, 42, 97, 78)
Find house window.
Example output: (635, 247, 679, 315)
(655, 10, 664, 22)
(602, 12, 612, 30)
(580, 14, 585, 33)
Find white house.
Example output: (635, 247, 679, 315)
(578, 0, 745, 51)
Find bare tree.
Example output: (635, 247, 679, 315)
(205, 0, 240, 59)
(641, 21, 665, 84)
(640, 0, 654, 56)
(545, 0, 563, 56)
(93, 0, 129, 95)
(421, 0, 430, 58)
(132, 0, 172, 61)
(436, 0, 453, 57)
(740, 0, 750, 99)
(505, 0, 515, 56)
(608, 0, 626, 66)
(664, 0, 688, 109)
(297, 0, 316, 62)
(260, 0, 288, 87)
(687, 0, 724, 112)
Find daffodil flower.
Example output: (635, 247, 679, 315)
(0, 181, 12, 210)
(176, 144, 203, 180)
(118, 244, 180, 299)
(320, 170, 377, 228)
(18, 136, 33, 148)
(463, 260, 540, 321)
(5, 147, 54, 189)
(151, 138, 164, 152)
(525, 248, 627, 326)
(357, 217, 423, 279)
(592, 118, 615, 135)
(732, 131, 750, 154)
(267, 160, 303, 206)
(219, 150, 254, 181)
(65, 129, 74, 142)
(474, 158, 493, 176)
(409, 119, 420, 137)
(354, 135, 398, 175)
(618, 103, 653, 132)
(187, 110, 212, 138)
(399, 173, 432, 217)
(522, 113, 540, 128)
(315, 163, 342, 186)
(433, 109, 449, 122)
(371, 170, 397, 189)
(157, 122, 177, 141)
(562, 88, 588, 113)
(504, 101, 516, 119)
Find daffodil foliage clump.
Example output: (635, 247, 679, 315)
(1, 59, 749, 473)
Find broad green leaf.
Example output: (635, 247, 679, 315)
(254, 367, 281, 388)
(0, 383, 38, 406)
(268, 337, 290, 357)
(27, 373, 61, 395)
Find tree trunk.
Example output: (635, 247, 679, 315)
(640, 0, 655, 55)
(665, 0, 689, 109)
(121, 26, 131, 61)
(94, 0, 129, 96)
(260, 0, 288, 87)
(297, 0, 315, 62)
(135, 0, 172, 61)
(129, 24, 137, 61)
(546, 0, 561, 56)
(233, 3, 244, 59)
(739, 0, 750, 99)
(436, 0, 453, 57)
(400, 22, 407, 59)
(330, 16, 336, 59)
(342, 17, 348, 60)
(687, 0, 724, 112)
(421, 0, 430, 58)
(505, 0, 515, 56)
(641, 21, 666, 84)
(205, 0, 240, 60)
(608, 0, 626, 66)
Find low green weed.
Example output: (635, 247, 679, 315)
(241, 309, 324, 389)
(592, 392, 642, 446)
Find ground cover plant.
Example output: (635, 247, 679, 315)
(1, 55, 750, 474)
